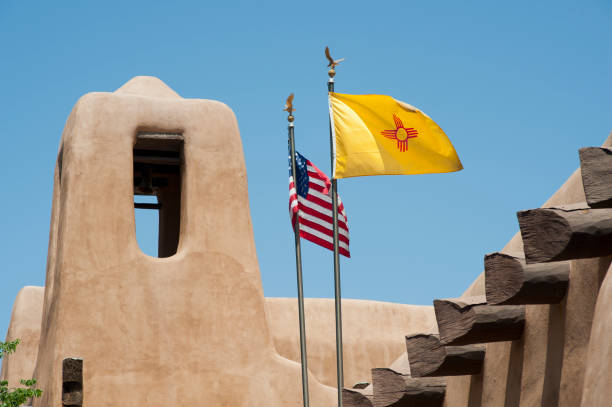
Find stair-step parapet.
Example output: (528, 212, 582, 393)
(371, 368, 445, 407)
(579, 147, 612, 208)
(485, 252, 570, 305)
(405, 333, 485, 377)
(517, 204, 612, 263)
(343, 388, 374, 407)
(434, 295, 525, 346)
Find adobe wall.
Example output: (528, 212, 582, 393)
(31, 77, 337, 406)
(265, 298, 436, 388)
(0, 286, 44, 388)
(443, 135, 612, 406)
(581, 259, 612, 406)
(4, 287, 436, 400)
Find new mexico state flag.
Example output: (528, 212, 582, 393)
(329, 92, 463, 179)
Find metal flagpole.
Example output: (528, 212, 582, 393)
(326, 46, 345, 407)
(286, 95, 310, 407)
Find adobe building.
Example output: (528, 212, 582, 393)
(1, 77, 437, 406)
(2, 77, 612, 406)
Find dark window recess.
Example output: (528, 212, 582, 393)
(133, 132, 183, 258)
(62, 358, 83, 407)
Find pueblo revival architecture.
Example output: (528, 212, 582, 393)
(2, 77, 612, 406)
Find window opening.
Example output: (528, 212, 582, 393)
(133, 132, 183, 258)
(134, 195, 159, 257)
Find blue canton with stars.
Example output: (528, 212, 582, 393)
(289, 150, 309, 198)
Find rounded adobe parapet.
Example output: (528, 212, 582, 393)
(115, 76, 182, 99)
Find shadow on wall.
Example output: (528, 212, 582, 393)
(452, 256, 610, 406)
(503, 337, 525, 407)
(467, 372, 483, 407)
(541, 300, 566, 405)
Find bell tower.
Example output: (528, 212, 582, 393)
(32, 77, 335, 406)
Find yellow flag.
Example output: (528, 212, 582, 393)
(329, 93, 463, 179)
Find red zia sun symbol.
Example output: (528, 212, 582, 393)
(381, 114, 418, 152)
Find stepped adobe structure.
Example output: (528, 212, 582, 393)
(343, 139, 612, 407)
(2, 77, 612, 406)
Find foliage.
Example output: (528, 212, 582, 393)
(0, 340, 42, 407)
(0, 341, 20, 358)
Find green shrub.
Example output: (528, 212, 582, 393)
(0, 339, 42, 407)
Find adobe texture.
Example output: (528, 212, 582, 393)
(5, 288, 437, 402)
(31, 76, 338, 406)
(0, 286, 44, 388)
(19, 77, 439, 406)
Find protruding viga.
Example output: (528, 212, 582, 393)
(32, 77, 336, 406)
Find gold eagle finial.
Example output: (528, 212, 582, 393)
(325, 46, 344, 78)
(284, 93, 295, 122)
(325, 46, 345, 68)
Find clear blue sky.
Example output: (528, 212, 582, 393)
(1, 1, 611, 339)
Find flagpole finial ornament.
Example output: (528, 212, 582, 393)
(325, 46, 344, 79)
(283, 93, 295, 123)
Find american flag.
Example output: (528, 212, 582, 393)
(289, 151, 350, 258)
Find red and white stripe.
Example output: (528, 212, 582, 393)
(289, 162, 350, 258)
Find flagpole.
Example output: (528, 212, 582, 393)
(327, 51, 344, 407)
(287, 105, 310, 407)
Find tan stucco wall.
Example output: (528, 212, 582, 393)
(4, 287, 435, 400)
(266, 298, 436, 388)
(0, 286, 44, 389)
(30, 77, 336, 406)
(581, 261, 612, 406)
(443, 134, 612, 407)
